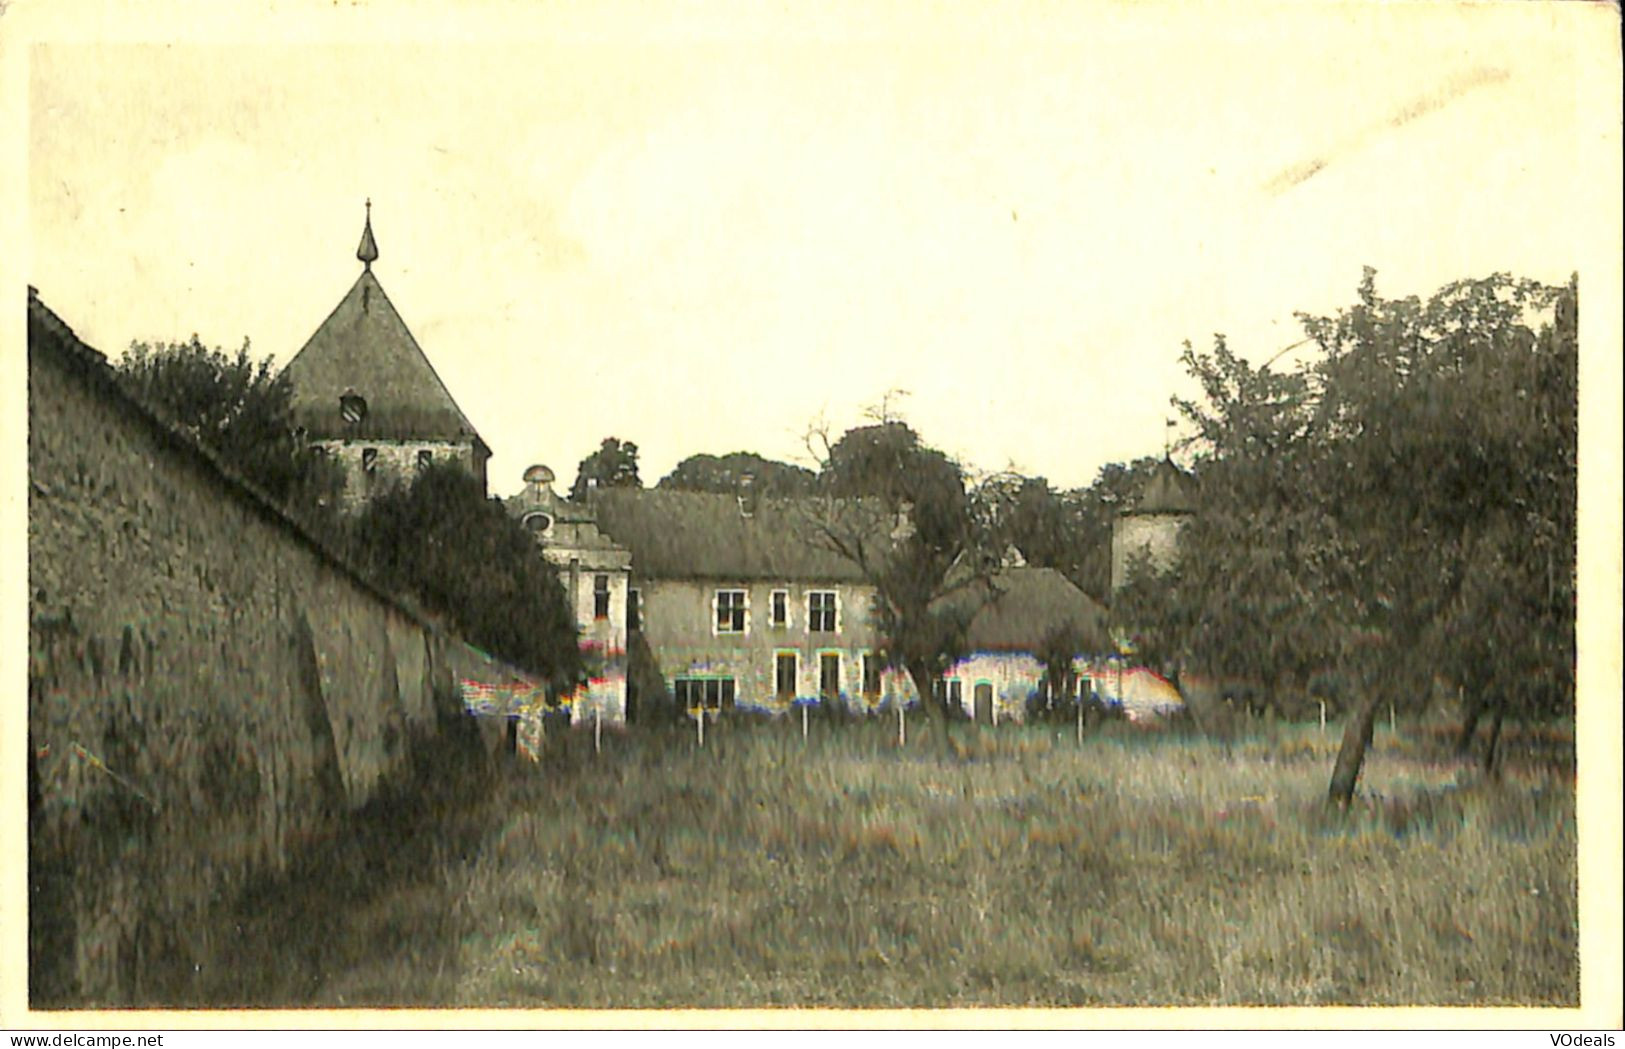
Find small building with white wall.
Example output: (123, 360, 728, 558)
(937, 554, 1113, 724)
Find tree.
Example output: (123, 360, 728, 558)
(979, 474, 1071, 572)
(351, 463, 583, 691)
(1031, 623, 1085, 723)
(1115, 270, 1576, 803)
(116, 336, 345, 526)
(657, 451, 818, 496)
(570, 437, 642, 501)
(804, 419, 992, 742)
(1305, 271, 1575, 790)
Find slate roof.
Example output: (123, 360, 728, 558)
(590, 489, 875, 583)
(281, 267, 488, 451)
(1130, 457, 1198, 515)
(956, 567, 1111, 653)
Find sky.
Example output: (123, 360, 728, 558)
(18, 1, 1618, 498)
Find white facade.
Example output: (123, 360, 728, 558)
(938, 653, 1185, 724)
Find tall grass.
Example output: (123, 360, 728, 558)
(357, 715, 1577, 1009)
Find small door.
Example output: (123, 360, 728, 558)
(974, 682, 994, 723)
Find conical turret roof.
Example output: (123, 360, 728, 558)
(281, 207, 487, 450)
(1131, 457, 1198, 515)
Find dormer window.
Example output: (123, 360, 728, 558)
(339, 391, 368, 425)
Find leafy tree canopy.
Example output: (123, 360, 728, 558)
(657, 451, 818, 496)
(351, 463, 583, 690)
(1112, 269, 1576, 791)
(116, 335, 345, 526)
(806, 420, 990, 727)
(570, 436, 642, 502)
(977, 460, 1164, 604)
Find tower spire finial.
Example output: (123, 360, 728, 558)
(357, 198, 379, 269)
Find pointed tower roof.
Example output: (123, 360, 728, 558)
(1131, 457, 1198, 515)
(357, 198, 379, 268)
(281, 205, 488, 451)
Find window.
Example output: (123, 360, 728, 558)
(339, 391, 368, 424)
(627, 588, 641, 632)
(769, 589, 789, 628)
(862, 653, 881, 698)
(819, 652, 841, 700)
(808, 590, 838, 633)
(775, 652, 798, 700)
(417, 449, 433, 470)
(715, 589, 747, 633)
(522, 511, 552, 534)
(933, 678, 963, 709)
(361, 447, 379, 474)
(593, 574, 610, 620)
(674, 677, 735, 711)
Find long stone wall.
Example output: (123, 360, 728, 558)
(25, 293, 521, 1005)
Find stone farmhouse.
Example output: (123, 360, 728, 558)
(586, 486, 912, 718)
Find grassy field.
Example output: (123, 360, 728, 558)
(294, 712, 1577, 1010)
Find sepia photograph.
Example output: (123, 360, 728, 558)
(4, 0, 1621, 1030)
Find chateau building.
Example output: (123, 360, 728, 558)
(281, 204, 491, 509)
(589, 487, 913, 718)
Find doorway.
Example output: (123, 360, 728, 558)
(974, 681, 993, 723)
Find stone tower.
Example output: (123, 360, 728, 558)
(280, 202, 491, 509)
(1110, 457, 1197, 592)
